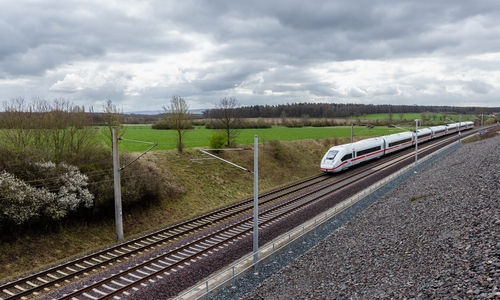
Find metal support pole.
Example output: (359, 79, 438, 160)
(414, 119, 419, 169)
(253, 135, 259, 272)
(350, 122, 353, 143)
(113, 127, 124, 242)
(459, 115, 461, 136)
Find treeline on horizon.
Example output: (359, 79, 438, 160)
(1, 102, 497, 125)
(205, 103, 497, 119)
(130, 103, 499, 124)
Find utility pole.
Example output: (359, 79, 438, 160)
(350, 122, 353, 143)
(414, 119, 419, 170)
(459, 115, 461, 136)
(252, 135, 259, 273)
(196, 137, 259, 272)
(113, 127, 124, 242)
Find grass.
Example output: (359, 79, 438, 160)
(0, 138, 338, 281)
(348, 113, 476, 122)
(115, 125, 403, 152)
(118, 113, 480, 152)
(410, 195, 427, 202)
(2, 122, 495, 282)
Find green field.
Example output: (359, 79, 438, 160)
(108, 112, 478, 152)
(348, 113, 475, 121)
(115, 125, 412, 152)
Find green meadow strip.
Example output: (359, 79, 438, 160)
(111, 126, 407, 152)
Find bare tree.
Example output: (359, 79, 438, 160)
(0, 97, 99, 163)
(212, 97, 242, 147)
(163, 95, 192, 152)
(102, 99, 126, 147)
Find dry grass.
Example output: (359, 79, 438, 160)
(462, 124, 500, 143)
(3, 126, 496, 281)
(0, 138, 332, 281)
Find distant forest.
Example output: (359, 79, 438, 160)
(204, 103, 498, 119)
(114, 103, 499, 124)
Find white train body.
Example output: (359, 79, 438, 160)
(320, 121, 474, 173)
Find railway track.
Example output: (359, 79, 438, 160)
(38, 156, 402, 300)
(0, 174, 331, 300)
(0, 129, 474, 300)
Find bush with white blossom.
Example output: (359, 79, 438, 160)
(0, 162, 94, 227)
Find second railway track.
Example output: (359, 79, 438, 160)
(0, 130, 475, 300)
(0, 173, 331, 300)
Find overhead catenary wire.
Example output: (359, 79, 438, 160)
(0, 169, 163, 202)
(118, 138, 158, 171)
(198, 148, 254, 173)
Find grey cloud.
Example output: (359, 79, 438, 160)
(463, 80, 494, 94)
(1, 0, 500, 110)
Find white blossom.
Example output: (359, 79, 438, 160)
(0, 162, 94, 227)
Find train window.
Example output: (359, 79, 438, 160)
(389, 138, 411, 147)
(357, 146, 381, 156)
(325, 150, 338, 160)
(341, 153, 352, 161)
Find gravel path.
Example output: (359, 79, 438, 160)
(214, 136, 500, 299)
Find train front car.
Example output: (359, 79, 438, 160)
(321, 138, 385, 173)
(320, 145, 349, 173)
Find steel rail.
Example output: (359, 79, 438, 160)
(0, 128, 477, 299)
(0, 174, 329, 300)
(57, 167, 378, 300)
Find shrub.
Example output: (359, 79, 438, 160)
(152, 120, 171, 130)
(284, 120, 304, 128)
(266, 139, 287, 160)
(85, 152, 171, 215)
(205, 119, 271, 129)
(0, 162, 93, 230)
(209, 132, 228, 150)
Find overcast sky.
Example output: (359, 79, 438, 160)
(1, 0, 499, 112)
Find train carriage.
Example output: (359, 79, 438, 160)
(382, 132, 414, 155)
(446, 123, 458, 134)
(458, 121, 474, 131)
(429, 125, 447, 138)
(415, 128, 432, 143)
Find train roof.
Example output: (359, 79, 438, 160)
(382, 131, 413, 142)
(416, 128, 432, 134)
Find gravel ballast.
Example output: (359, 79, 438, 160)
(213, 136, 500, 299)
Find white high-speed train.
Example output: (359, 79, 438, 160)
(320, 121, 474, 173)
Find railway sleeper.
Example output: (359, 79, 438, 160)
(92, 287, 107, 296)
(26, 281, 38, 287)
(128, 273, 144, 280)
(36, 277, 49, 283)
(3, 288, 16, 296)
(144, 266, 158, 272)
(170, 254, 186, 260)
(136, 269, 151, 276)
(66, 266, 78, 272)
(180, 249, 197, 255)
(111, 280, 126, 287)
(102, 284, 117, 292)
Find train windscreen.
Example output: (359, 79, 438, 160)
(325, 150, 339, 160)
